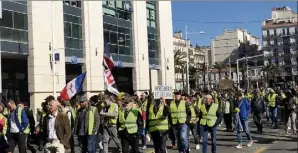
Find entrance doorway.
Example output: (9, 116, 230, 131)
(65, 64, 82, 83)
(2, 58, 28, 102)
(112, 67, 133, 94)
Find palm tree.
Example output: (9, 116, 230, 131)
(262, 63, 281, 86)
(213, 62, 226, 85)
(174, 49, 187, 88)
(239, 63, 248, 88)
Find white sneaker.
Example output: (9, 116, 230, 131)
(235, 144, 242, 149)
(141, 146, 146, 150)
(247, 141, 253, 147)
(196, 144, 200, 150)
(98, 141, 103, 149)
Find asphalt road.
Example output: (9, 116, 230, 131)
(13, 120, 297, 153)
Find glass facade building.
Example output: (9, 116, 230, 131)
(0, 1, 174, 112)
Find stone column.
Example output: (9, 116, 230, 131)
(81, 1, 105, 98)
(132, 1, 150, 94)
(156, 1, 175, 89)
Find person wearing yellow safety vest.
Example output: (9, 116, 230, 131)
(145, 96, 170, 153)
(169, 91, 191, 153)
(6, 100, 29, 153)
(118, 94, 143, 153)
(266, 89, 278, 128)
(99, 94, 122, 153)
(0, 102, 8, 151)
(185, 96, 200, 150)
(74, 96, 100, 153)
(18, 102, 36, 153)
(199, 94, 222, 153)
(194, 92, 204, 142)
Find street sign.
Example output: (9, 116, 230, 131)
(154, 85, 173, 99)
(151, 64, 156, 69)
(54, 53, 60, 61)
(71, 56, 78, 64)
(117, 61, 123, 67)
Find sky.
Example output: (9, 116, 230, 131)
(171, 1, 298, 46)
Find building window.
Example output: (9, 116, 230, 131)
(283, 47, 290, 55)
(273, 48, 278, 56)
(284, 57, 291, 65)
(64, 14, 83, 50)
(146, 2, 157, 28)
(287, 28, 290, 35)
(103, 23, 132, 55)
(274, 29, 276, 36)
(102, 1, 132, 21)
(63, 1, 81, 8)
(274, 38, 277, 45)
(295, 28, 298, 34)
(0, 9, 28, 43)
(283, 37, 290, 45)
(282, 29, 286, 35)
(267, 30, 269, 36)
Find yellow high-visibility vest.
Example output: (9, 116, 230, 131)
(148, 103, 168, 132)
(0, 113, 7, 135)
(189, 105, 197, 124)
(141, 100, 148, 112)
(118, 109, 139, 134)
(87, 106, 97, 135)
(195, 98, 202, 110)
(200, 103, 218, 127)
(267, 94, 277, 107)
(16, 107, 30, 134)
(169, 100, 186, 125)
(108, 103, 117, 125)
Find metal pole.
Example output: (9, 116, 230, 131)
(229, 54, 231, 79)
(246, 56, 249, 89)
(164, 48, 167, 85)
(50, 2, 56, 98)
(237, 59, 240, 89)
(185, 25, 190, 94)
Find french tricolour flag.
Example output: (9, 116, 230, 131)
(60, 72, 87, 100)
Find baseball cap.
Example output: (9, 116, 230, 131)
(78, 96, 88, 102)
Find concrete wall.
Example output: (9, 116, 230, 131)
(82, 1, 105, 98)
(28, 1, 66, 114)
(157, 1, 175, 89)
(132, 1, 150, 93)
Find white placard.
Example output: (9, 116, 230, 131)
(154, 85, 173, 99)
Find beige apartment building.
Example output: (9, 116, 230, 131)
(0, 1, 175, 112)
(262, 6, 298, 84)
(173, 31, 205, 89)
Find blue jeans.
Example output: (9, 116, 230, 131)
(78, 135, 97, 153)
(173, 124, 189, 153)
(236, 120, 252, 144)
(201, 126, 216, 153)
(269, 107, 278, 124)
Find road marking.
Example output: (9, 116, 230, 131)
(146, 150, 154, 153)
(254, 147, 267, 153)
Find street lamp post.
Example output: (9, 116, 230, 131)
(185, 25, 205, 94)
(237, 54, 264, 89)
